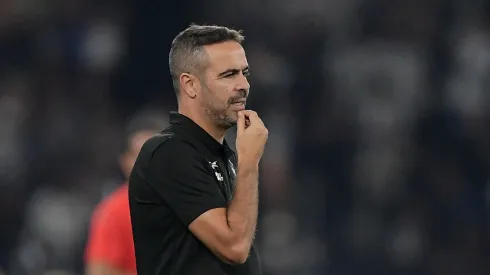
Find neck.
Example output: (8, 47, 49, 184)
(178, 105, 226, 144)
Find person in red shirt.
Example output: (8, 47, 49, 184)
(85, 120, 161, 275)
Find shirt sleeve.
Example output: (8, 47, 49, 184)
(145, 138, 227, 226)
(85, 201, 133, 270)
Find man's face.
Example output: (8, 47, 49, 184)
(198, 41, 250, 129)
(120, 130, 155, 179)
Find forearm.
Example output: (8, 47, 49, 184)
(185, 161, 260, 264)
(226, 163, 259, 252)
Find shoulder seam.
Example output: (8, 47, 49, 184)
(147, 136, 174, 164)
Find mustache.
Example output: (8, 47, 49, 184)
(228, 90, 247, 104)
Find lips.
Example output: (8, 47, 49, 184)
(230, 100, 246, 110)
(231, 99, 246, 105)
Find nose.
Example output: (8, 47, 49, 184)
(235, 73, 250, 92)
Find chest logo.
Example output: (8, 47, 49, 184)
(209, 161, 224, 182)
(210, 161, 219, 169)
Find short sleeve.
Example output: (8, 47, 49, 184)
(85, 200, 135, 270)
(146, 139, 227, 226)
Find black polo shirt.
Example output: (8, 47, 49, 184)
(128, 112, 261, 275)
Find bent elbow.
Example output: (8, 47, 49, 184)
(221, 241, 250, 265)
(228, 248, 249, 265)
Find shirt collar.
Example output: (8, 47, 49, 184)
(169, 111, 233, 156)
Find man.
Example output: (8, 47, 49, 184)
(85, 118, 161, 275)
(129, 24, 268, 275)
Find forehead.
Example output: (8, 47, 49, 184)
(203, 41, 248, 72)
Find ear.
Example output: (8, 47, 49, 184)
(179, 73, 199, 99)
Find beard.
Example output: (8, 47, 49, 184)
(204, 103, 237, 130)
(202, 87, 247, 130)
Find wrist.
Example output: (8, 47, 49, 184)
(237, 159, 259, 174)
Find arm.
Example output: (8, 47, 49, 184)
(146, 139, 259, 264)
(189, 162, 259, 264)
(194, 110, 268, 264)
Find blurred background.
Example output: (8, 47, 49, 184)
(0, 0, 489, 274)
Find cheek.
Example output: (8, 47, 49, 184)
(223, 88, 232, 102)
(204, 81, 232, 106)
(213, 87, 232, 105)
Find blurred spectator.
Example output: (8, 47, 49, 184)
(85, 110, 165, 275)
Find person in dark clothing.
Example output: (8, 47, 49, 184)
(129, 24, 268, 275)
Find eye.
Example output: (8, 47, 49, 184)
(243, 70, 250, 77)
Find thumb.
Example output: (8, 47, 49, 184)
(236, 111, 245, 134)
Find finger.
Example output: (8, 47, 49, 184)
(242, 110, 260, 123)
(245, 117, 251, 128)
(240, 110, 256, 116)
(236, 111, 246, 133)
(245, 111, 265, 128)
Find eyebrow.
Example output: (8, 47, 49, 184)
(217, 66, 249, 78)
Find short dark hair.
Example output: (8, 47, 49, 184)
(169, 24, 245, 95)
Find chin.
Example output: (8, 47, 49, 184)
(220, 117, 237, 129)
(224, 120, 237, 129)
(213, 110, 238, 129)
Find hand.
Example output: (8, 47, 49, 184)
(236, 110, 268, 167)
